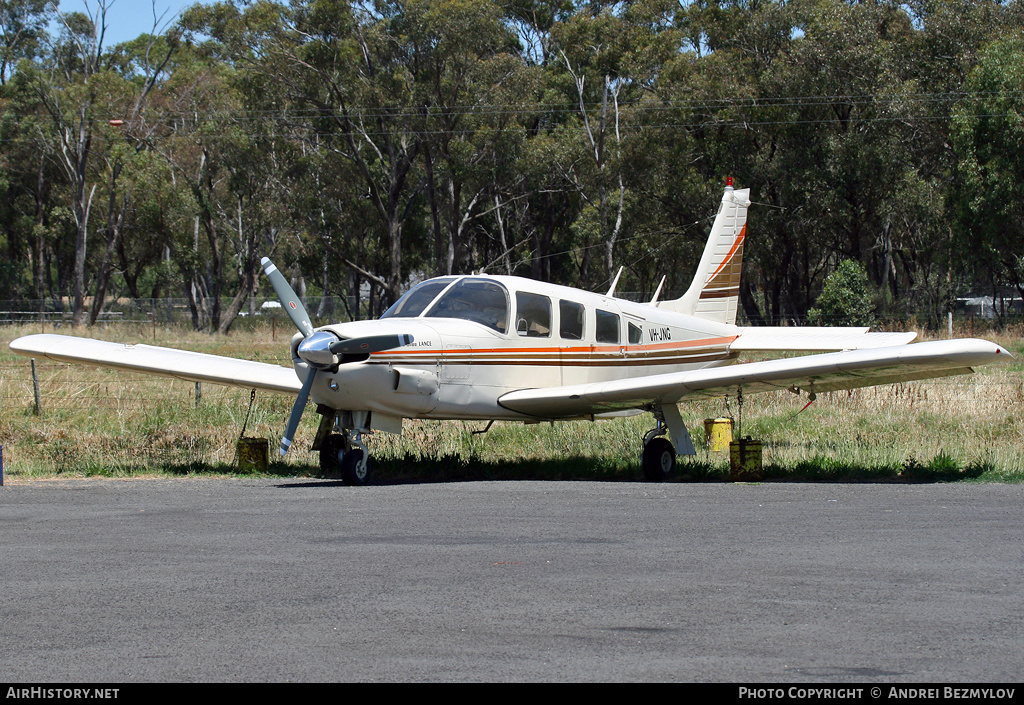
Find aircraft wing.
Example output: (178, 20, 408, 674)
(9, 334, 301, 395)
(731, 326, 917, 351)
(498, 339, 1010, 418)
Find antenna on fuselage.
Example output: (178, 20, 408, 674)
(649, 276, 666, 304)
(606, 266, 624, 297)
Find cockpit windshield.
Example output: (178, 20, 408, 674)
(425, 278, 509, 333)
(381, 278, 456, 319)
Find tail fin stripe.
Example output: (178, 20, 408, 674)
(700, 287, 740, 299)
(705, 225, 746, 284)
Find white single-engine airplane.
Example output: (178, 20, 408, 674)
(10, 181, 1011, 484)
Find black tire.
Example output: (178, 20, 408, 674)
(340, 448, 372, 486)
(642, 437, 675, 482)
(319, 433, 349, 475)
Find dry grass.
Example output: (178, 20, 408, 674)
(1, 322, 1021, 482)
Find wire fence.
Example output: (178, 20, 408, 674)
(2, 356, 1020, 412)
(3, 295, 1024, 330)
(0, 297, 364, 328)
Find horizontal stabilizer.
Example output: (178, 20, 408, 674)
(9, 334, 301, 395)
(498, 339, 1010, 418)
(732, 327, 917, 352)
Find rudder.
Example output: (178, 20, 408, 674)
(658, 180, 750, 325)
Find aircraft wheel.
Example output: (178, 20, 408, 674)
(319, 433, 349, 475)
(642, 437, 675, 482)
(340, 449, 372, 486)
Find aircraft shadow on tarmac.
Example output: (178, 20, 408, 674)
(158, 435, 993, 487)
(243, 452, 992, 488)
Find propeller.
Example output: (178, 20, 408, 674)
(260, 257, 314, 339)
(259, 257, 414, 457)
(330, 334, 415, 355)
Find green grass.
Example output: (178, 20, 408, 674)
(1, 322, 1022, 483)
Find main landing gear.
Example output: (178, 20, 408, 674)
(641, 413, 675, 482)
(642, 436, 676, 482)
(641, 405, 695, 482)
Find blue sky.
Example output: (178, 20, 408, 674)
(61, 0, 204, 46)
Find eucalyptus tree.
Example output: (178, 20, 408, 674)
(504, 0, 574, 67)
(289, 139, 380, 320)
(176, 0, 404, 316)
(893, 0, 1024, 321)
(0, 0, 51, 85)
(82, 32, 177, 324)
(950, 37, 1024, 316)
(277, 0, 429, 307)
(638, 0, 800, 319)
(139, 30, 235, 331)
(548, 6, 634, 287)
(168, 1, 313, 331)
(661, 0, 927, 321)
(406, 0, 540, 276)
(23, 0, 176, 325)
(753, 0, 919, 318)
(217, 67, 304, 333)
(0, 57, 57, 302)
(29, 7, 107, 326)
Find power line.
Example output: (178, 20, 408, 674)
(3, 89, 1020, 145)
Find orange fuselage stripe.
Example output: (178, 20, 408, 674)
(370, 335, 739, 365)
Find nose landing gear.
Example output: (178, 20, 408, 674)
(315, 409, 373, 486)
(319, 431, 373, 485)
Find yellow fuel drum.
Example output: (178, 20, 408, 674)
(704, 417, 734, 453)
(730, 438, 762, 481)
(237, 437, 270, 473)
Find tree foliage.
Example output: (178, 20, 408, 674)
(0, 0, 1022, 330)
(807, 259, 875, 326)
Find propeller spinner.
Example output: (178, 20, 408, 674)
(260, 257, 414, 456)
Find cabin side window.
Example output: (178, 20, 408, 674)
(559, 300, 585, 340)
(515, 292, 552, 337)
(628, 321, 643, 345)
(595, 309, 620, 344)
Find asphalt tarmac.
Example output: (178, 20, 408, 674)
(0, 478, 1021, 682)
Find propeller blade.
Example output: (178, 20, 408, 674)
(279, 369, 316, 456)
(329, 333, 415, 356)
(261, 257, 314, 339)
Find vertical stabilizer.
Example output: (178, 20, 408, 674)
(658, 181, 750, 324)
